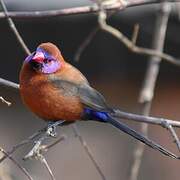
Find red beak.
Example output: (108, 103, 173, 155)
(32, 51, 44, 63)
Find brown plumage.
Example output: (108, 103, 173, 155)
(20, 43, 88, 121)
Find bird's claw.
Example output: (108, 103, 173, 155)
(24, 120, 65, 160)
(46, 126, 57, 138)
(46, 120, 65, 138)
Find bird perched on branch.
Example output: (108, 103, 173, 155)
(20, 42, 179, 159)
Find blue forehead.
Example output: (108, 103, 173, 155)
(25, 47, 56, 63)
(36, 47, 51, 59)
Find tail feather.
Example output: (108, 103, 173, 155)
(106, 116, 179, 159)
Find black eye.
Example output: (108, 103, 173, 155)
(44, 59, 51, 64)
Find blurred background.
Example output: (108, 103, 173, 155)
(0, 0, 180, 180)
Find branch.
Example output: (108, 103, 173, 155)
(73, 11, 115, 62)
(0, 125, 47, 163)
(23, 121, 66, 180)
(0, 0, 178, 19)
(72, 124, 106, 180)
(0, 78, 19, 90)
(74, 27, 99, 62)
(0, 128, 65, 180)
(40, 135, 66, 152)
(112, 109, 180, 127)
(98, 9, 180, 67)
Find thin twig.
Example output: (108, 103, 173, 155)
(0, 96, 11, 106)
(41, 135, 67, 152)
(0, 0, 31, 55)
(98, 10, 180, 67)
(72, 124, 106, 180)
(0, 147, 33, 180)
(163, 122, 180, 151)
(74, 10, 115, 62)
(131, 24, 139, 45)
(74, 27, 99, 62)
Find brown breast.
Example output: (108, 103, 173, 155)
(19, 63, 86, 121)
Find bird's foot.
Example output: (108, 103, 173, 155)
(23, 120, 66, 160)
(46, 120, 65, 138)
(46, 124, 57, 138)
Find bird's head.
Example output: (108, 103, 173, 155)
(25, 42, 64, 74)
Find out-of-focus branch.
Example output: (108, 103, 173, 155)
(74, 10, 115, 62)
(129, 2, 172, 180)
(0, 0, 178, 19)
(74, 27, 99, 62)
(0, 147, 33, 180)
(0, 0, 31, 55)
(98, 10, 180, 67)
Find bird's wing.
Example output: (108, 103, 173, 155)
(78, 83, 112, 112)
(48, 77, 112, 112)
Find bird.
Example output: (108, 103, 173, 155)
(19, 42, 179, 159)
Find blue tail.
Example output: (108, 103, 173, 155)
(84, 108, 179, 159)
